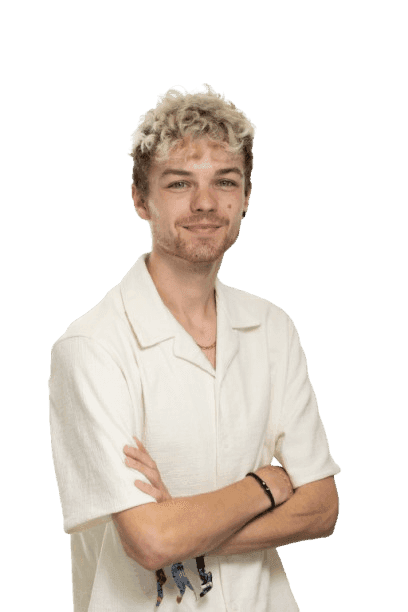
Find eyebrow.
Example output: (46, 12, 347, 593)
(160, 167, 243, 179)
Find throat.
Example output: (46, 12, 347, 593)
(199, 344, 216, 369)
(184, 320, 217, 370)
(195, 338, 216, 350)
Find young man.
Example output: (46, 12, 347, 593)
(49, 85, 340, 611)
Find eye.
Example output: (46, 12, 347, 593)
(167, 179, 238, 189)
(219, 179, 237, 186)
(168, 181, 189, 189)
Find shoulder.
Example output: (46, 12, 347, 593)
(50, 282, 128, 363)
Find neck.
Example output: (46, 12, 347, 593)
(145, 250, 221, 326)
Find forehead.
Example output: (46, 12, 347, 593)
(154, 137, 243, 169)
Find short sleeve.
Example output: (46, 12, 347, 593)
(274, 318, 340, 489)
(49, 336, 157, 534)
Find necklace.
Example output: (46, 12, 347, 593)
(196, 340, 216, 350)
(196, 290, 217, 351)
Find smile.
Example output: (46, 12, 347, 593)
(182, 226, 222, 234)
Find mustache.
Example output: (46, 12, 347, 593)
(177, 216, 228, 226)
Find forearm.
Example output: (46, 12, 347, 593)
(151, 476, 271, 569)
(206, 477, 339, 557)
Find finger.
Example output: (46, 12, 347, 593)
(125, 456, 150, 475)
(132, 435, 144, 449)
(125, 457, 159, 486)
(134, 479, 160, 501)
(123, 445, 156, 470)
(132, 436, 154, 459)
(131, 437, 157, 469)
(132, 436, 149, 457)
(123, 445, 141, 459)
(125, 456, 149, 473)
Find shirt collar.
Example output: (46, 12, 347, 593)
(120, 253, 261, 349)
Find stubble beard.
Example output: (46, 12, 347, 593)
(152, 223, 242, 264)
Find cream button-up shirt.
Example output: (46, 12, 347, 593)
(49, 253, 340, 612)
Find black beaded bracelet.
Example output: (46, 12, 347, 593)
(246, 472, 276, 511)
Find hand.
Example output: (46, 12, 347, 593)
(123, 436, 172, 503)
(254, 465, 294, 507)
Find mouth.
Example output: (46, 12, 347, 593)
(182, 225, 222, 234)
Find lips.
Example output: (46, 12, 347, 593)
(183, 225, 222, 234)
(184, 225, 221, 229)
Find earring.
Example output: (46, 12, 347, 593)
(242, 211, 246, 218)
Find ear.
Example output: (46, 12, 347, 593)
(132, 184, 151, 221)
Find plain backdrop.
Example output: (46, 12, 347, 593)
(2, 1, 407, 610)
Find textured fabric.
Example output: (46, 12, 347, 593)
(49, 253, 340, 611)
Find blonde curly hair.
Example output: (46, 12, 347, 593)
(130, 84, 255, 200)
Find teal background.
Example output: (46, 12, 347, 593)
(2, 2, 406, 610)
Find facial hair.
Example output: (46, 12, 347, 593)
(150, 217, 242, 264)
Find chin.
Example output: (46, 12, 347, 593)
(156, 231, 239, 264)
(178, 250, 222, 264)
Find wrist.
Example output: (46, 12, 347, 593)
(254, 465, 294, 507)
(246, 472, 276, 512)
(244, 473, 272, 515)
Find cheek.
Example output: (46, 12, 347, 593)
(149, 204, 168, 226)
(151, 212, 178, 237)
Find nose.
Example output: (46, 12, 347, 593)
(190, 186, 218, 213)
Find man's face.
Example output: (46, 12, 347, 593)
(132, 137, 250, 265)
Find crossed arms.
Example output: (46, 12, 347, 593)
(205, 476, 338, 557)
(112, 437, 339, 571)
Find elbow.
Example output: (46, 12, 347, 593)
(141, 522, 176, 571)
(296, 476, 339, 541)
(145, 529, 178, 571)
(127, 527, 168, 572)
(326, 509, 339, 537)
(305, 491, 339, 540)
(144, 555, 169, 573)
(308, 513, 337, 541)
(138, 527, 169, 572)
(320, 520, 336, 539)
(143, 542, 177, 572)
(121, 532, 166, 572)
(320, 494, 339, 538)
(113, 510, 167, 572)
